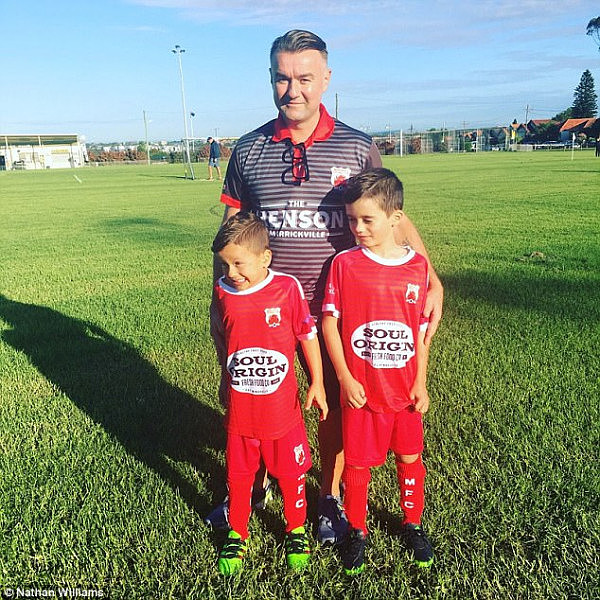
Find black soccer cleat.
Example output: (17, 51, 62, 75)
(402, 523, 434, 567)
(341, 527, 367, 575)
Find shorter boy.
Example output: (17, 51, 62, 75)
(211, 212, 328, 575)
(322, 168, 435, 574)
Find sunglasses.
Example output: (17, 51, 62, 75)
(281, 142, 310, 186)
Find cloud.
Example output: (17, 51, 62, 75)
(126, 0, 591, 39)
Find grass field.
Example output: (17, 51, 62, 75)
(1, 151, 599, 599)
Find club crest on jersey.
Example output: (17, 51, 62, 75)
(265, 307, 281, 327)
(294, 443, 306, 466)
(331, 166, 352, 187)
(406, 283, 420, 304)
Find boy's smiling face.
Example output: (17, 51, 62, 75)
(346, 196, 402, 256)
(217, 243, 272, 291)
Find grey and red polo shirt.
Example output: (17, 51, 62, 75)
(221, 104, 382, 316)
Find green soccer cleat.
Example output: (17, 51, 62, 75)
(285, 526, 311, 570)
(218, 530, 248, 575)
(341, 527, 367, 575)
(401, 523, 434, 568)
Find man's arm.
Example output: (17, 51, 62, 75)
(394, 214, 443, 345)
(410, 329, 430, 414)
(298, 336, 328, 421)
(365, 139, 442, 342)
(210, 204, 242, 375)
(322, 314, 367, 408)
(212, 205, 241, 282)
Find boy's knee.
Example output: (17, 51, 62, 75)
(395, 453, 420, 465)
(342, 465, 371, 487)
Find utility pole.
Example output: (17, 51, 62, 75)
(335, 93, 338, 120)
(143, 110, 150, 165)
(524, 104, 530, 124)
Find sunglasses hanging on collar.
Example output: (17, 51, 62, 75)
(281, 141, 310, 186)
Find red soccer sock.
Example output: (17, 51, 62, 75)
(227, 476, 254, 539)
(278, 474, 308, 532)
(342, 466, 371, 534)
(396, 455, 426, 525)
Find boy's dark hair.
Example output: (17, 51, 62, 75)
(211, 211, 270, 255)
(343, 168, 404, 214)
(270, 30, 328, 62)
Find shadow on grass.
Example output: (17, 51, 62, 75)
(0, 294, 226, 517)
(99, 217, 198, 246)
(443, 267, 600, 323)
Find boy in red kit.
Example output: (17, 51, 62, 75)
(322, 168, 435, 574)
(211, 212, 328, 575)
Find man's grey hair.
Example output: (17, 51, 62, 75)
(270, 30, 328, 62)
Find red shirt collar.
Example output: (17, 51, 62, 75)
(272, 104, 335, 147)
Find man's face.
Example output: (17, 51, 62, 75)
(270, 50, 331, 127)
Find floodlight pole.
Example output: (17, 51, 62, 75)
(172, 45, 195, 180)
(189, 112, 196, 157)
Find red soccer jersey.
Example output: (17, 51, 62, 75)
(323, 246, 429, 413)
(215, 270, 317, 440)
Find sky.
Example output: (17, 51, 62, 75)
(2, 0, 599, 143)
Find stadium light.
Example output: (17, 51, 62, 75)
(172, 45, 195, 180)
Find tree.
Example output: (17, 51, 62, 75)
(534, 121, 561, 142)
(587, 16, 600, 51)
(571, 70, 597, 118)
(551, 108, 572, 122)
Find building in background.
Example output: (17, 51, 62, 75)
(0, 134, 88, 170)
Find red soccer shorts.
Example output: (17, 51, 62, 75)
(343, 405, 424, 467)
(226, 420, 312, 480)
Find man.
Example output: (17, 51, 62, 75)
(207, 29, 444, 546)
(207, 136, 222, 180)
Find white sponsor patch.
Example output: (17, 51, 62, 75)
(351, 320, 415, 369)
(227, 347, 289, 395)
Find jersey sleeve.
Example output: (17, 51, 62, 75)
(220, 145, 245, 209)
(322, 255, 342, 318)
(289, 277, 317, 341)
(366, 141, 382, 169)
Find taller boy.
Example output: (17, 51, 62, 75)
(212, 29, 444, 544)
(322, 169, 434, 574)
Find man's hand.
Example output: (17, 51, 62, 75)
(209, 300, 226, 364)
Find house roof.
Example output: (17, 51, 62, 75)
(559, 118, 595, 132)
(1, 134, 81, 145)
